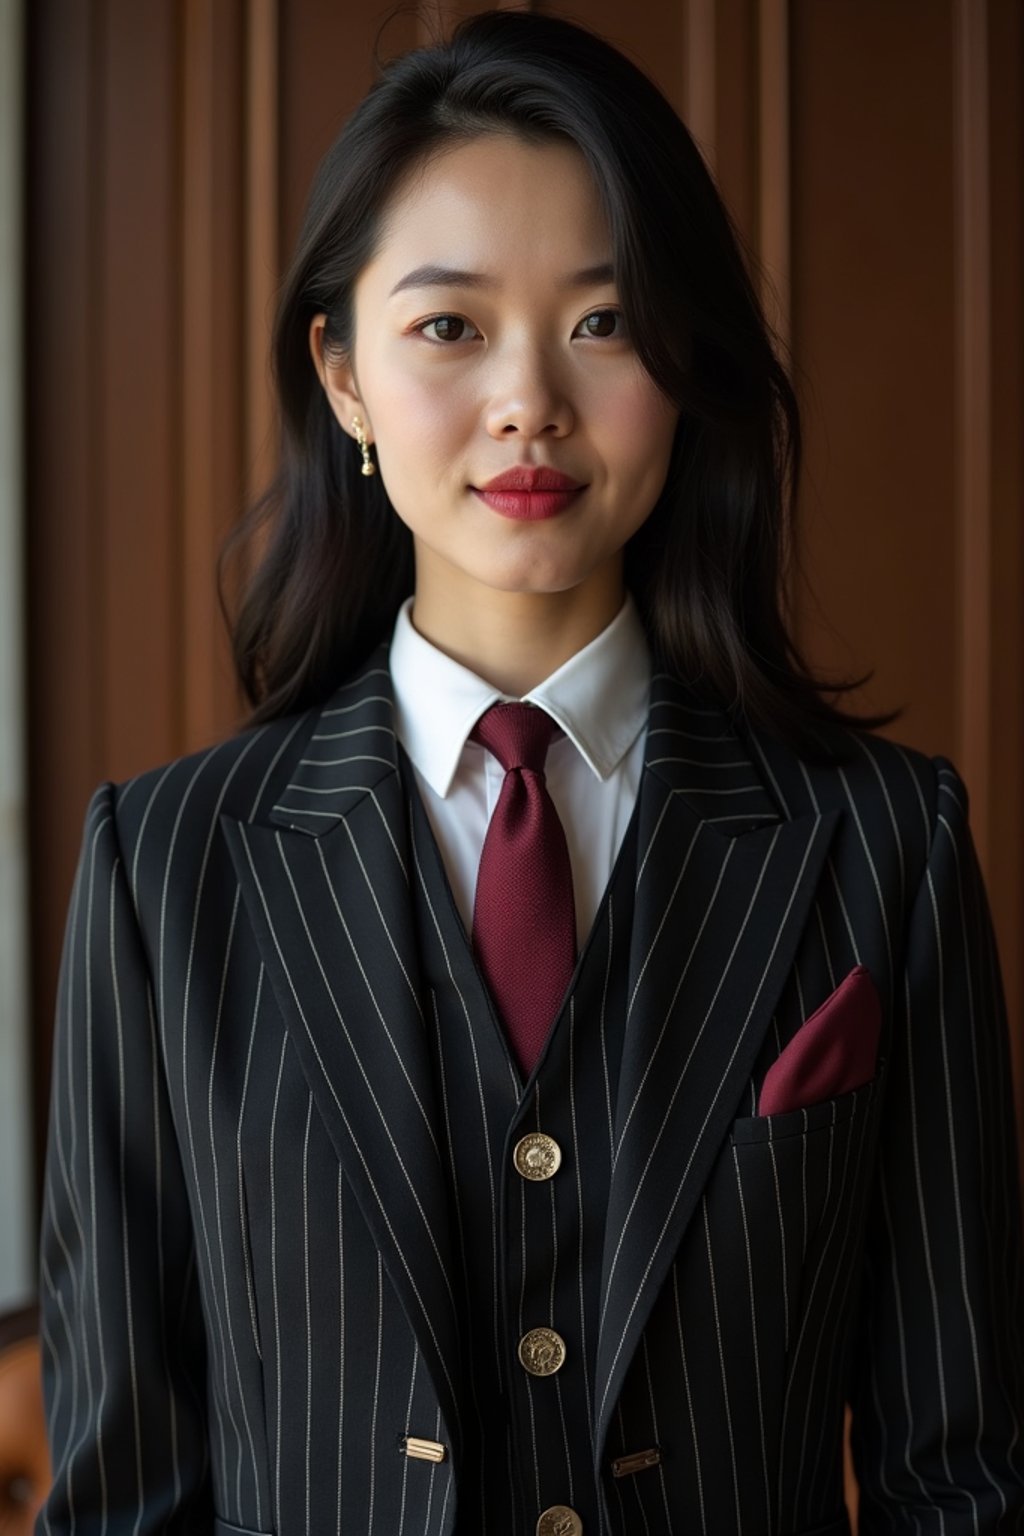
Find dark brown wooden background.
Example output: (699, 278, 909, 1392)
(25, 0, 1024, 1323)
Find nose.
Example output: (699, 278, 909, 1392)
(484, 344, 575, 439)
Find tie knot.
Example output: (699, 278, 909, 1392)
(471, 703, 556, 775)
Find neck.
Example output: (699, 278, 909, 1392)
(410, 568, 625, 696)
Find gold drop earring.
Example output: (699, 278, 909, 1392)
(351, 414, 376, 476)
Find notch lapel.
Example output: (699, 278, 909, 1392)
(594, 670, 842, 1454)
(221, 647, 463, 1453)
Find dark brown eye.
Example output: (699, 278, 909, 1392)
(581, 309, 621, 337)
(422, 314, 471, 342)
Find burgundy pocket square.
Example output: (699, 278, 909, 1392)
(758, 964, 882, 1117)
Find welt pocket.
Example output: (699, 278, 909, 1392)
(213, 1519, 274, 1536)
(729, 1071, 881, 1147)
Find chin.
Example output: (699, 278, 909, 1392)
(482, 567, 595, 598)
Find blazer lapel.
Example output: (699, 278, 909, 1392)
(221, 647, 463, 1454)
(594, 670, 842, 1455)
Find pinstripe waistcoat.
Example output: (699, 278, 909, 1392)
(404, 754, 638, 1534)
(38, 646, 1024, 1536)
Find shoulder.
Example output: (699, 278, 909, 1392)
(84, 704, 318, 885)
(79, 645, 396, 886)
(745, 715, 969, 892)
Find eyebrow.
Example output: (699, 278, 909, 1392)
(387, 261, 616, 298)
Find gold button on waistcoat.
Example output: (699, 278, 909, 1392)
(518, 1326, 566, 1376)
(513, 1132, 562, 1181)
(536, 1506, 583, 1536)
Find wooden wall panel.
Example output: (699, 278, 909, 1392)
(278, 3, 419, 263)
(245, 0, 281, 503)
(539, 0, 686, 121)
(98, 0, 181, 775)
(985, 0, 1024, 1108)
(182, 0, 246, 747)
(26, 0, 248, 1165)
(787, 0, 1023, 1107)
(26, 0, 101, 934)
(954, 0, 993, 854)
(28, 0, 113, 1146)
(790, 0, 959, 752)
(756, 0, 791, 344)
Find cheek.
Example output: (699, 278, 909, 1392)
(369, 370, 473, 506)
(370, 341, 473, 421)
(589, 371, 678, 467)
(373, 377, 475, 468)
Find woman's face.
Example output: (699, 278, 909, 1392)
(311, 133, 680, 618)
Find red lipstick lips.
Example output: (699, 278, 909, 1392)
(473, 465, 585, 521)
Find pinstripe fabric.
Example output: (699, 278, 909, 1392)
(406, 754, 639, 1533)
(37, 645, 1024, 1535)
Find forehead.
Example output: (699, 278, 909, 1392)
(362, 134, 612, 289)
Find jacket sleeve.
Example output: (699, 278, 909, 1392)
(37, 782, 214, 1535)
(850, 756, 1024, 1531)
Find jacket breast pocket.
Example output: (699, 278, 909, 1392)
(730, 1069, 883, 1146)
(729, 1073, 883, 1245)
(662, 1074, 885, 1511)
(721, 1074, 884, 1357)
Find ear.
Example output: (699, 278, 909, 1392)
(308, 313, 373, 441)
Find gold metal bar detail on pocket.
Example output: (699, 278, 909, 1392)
(404, 1436, 447, 1463)
(611, 1447, 661, 1477)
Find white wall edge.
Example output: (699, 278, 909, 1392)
(0, 0, 34, 1313)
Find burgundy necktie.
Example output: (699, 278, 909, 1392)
(470, 703, 577, 1076)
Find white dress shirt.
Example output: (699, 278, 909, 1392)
(388, 593, 651, 946)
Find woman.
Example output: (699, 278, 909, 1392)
(38, 10, 1024, 1535)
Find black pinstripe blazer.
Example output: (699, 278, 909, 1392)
(37, 647, 1024, 1535)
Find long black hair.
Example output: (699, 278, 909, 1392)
(220, 6, 898, 759)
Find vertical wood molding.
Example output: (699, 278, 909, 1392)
(985, 0, 1024, 1121)
(27, 0, 102, 1178)
(952, 0, 992, 863)
(99, 0, 180, 777)
(245, 0, 279, 505)
(757, 0, 790, 351)
(0, 0, 33, 1308)
(182, 0, 219, 747)
(684, 0, 716, 169)
(182, 0, 246, 747)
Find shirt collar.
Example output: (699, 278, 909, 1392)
(389, 593, 651, 798)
